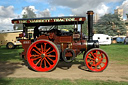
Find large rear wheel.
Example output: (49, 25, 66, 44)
(27, 40, 60, 72)
(84, 48, 109, 72)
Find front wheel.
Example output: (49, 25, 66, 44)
(27, 40, 60, 72)
(84, 48, 109, 72)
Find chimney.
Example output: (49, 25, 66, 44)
(87, 11, 94, 41)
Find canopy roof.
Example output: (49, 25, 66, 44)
(12, 16, 86, 26)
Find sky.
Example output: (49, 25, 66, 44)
(0, 0, 128, 31)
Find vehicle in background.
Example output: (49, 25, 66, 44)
(93, 34, 111, 45)
(0, 29, 34, 49)
(116, 37, 125, 43)
(111, 36, 126, 44)
(0, 30, 22, 49)
(124, 37, 128, 44)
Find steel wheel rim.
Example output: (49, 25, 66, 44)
(27, 40, 59, 72)
(85, 49, 108, 72)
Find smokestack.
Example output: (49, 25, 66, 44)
(87, 11, 94, 41)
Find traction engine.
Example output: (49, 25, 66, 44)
(12, 11, 109, 72)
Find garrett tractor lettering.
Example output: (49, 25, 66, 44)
(12, 11, 109, 72)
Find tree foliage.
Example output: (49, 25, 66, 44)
(82, 20, 88, 36)
(58, 25, 74, 31)
(94, 13, 126, 36)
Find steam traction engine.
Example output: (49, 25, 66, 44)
(12, 11, 109, 72)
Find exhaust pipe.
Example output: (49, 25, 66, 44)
(86, 11, 99, 50)
(87, 11, 94, 41)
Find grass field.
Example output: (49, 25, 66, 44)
(100, 44, 128, 65)
(0, 44, 128, 85)
(0, 78, 128, 85)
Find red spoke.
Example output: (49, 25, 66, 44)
(33, 49, 41, 55)
(41, 44, 43, 53)
(44, 59, 46, 68)
(96, 51, 98, 55)
(44, 43, 47, 52)
(102, 57, 106, 59)
(31, 57, 41, 61)
(92, 61, 95, 66)
(47, 56, 54, 62)
(91, 52, 96, 58)
(46, 50, 55, 55)
(45, 58, 51, 66)
(100, 53, 104, 58)
(47, 55, 56, 57)
(35, 46, 42, 53)
(97, 53, 102, 58)
(39, 59, 43, 67)
(99, 64, 102, 68)
(95, 65, 97, 70)
(35, 59, 41, 66)
(87, 60, 93, 63)
(101, 62, 106, 64)
(87, 57, 93, 60)
(31, 55, 40, 57)
(45, 47, 51, 53)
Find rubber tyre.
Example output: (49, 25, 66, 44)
(6, 42, 15, 49)
(62, 48, 75, 63)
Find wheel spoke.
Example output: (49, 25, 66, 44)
(41, 44, 43, 53)
(47, 55, 56, 57)
(95, 65, 97, 70)
(47, 56, 54, 62)
(96, 51, 98, 55)
(102, 57, 106, 59)
(91, 52, 96, 58)
(87, 57, 93, 60)
(33, 49, 41, 55)
(35, 59, 41, 66)
(39, 59, 43, 67)
(46, 50, 55, 55)
(44, 43, 47, 52)
(87, 60, 93, 63)
(99, 64, 102, 68)
(35, 46, 42, 53)
(101, 62, 106, 64)
(45, 58, 51, 66)
(45, 47, 51, 53)
(31, 55, 40, 57)
(31, 57, 41, 61)
(44, 59, 46, 68)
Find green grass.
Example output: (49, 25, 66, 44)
(0, 78, 128, 85)
(0, 46, 23, 63)
(75, 43, 128, 65)
(100, 44, 128, 65)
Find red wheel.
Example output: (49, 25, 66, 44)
(27, 40, 60, 72)
(84, 48, 109, 72)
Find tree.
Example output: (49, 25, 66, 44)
(58, 25, 74, 31)
(16, 7, 36, 30)
(82, 20, 88, 36)
(94, 13, 126, 36)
